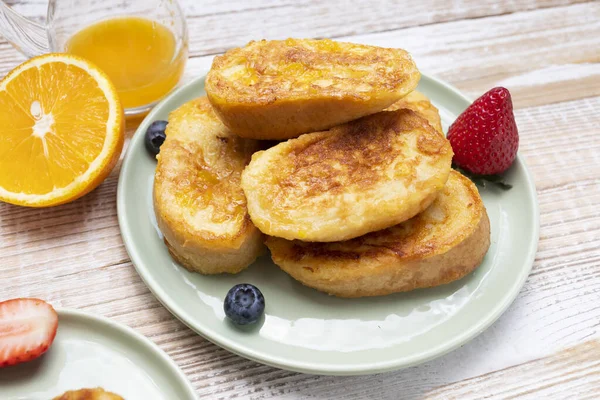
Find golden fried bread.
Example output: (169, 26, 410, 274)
(206, 38, 420, 140)
(386, 91, 443, 134)
(267, 171, 490, 298)
(153, 97, 264, 274)
(242, 109, 453, 242)
(53, 388, 123, 400)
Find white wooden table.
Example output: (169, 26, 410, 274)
(1, 1, 600, 398)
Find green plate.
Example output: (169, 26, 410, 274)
(117, 74, 539, 375)
(0, 309, 196, 399)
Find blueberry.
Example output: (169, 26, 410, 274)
(145, 120, 168, 156)
(224, 284, 265, 325)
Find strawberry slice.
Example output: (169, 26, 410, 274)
(0, 298, 58, 368)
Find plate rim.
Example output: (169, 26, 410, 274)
(117, 73, 540, 375)
(54, 308, 198, 399)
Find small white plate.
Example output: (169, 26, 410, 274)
(0, 309, 196, 400)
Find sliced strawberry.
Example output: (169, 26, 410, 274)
(0, 298, 58, 368)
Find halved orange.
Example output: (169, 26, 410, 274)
(0, 54, 124, 207)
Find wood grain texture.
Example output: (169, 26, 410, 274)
(1, 0, 600, 398)
(428, 340, 600, 399)
(175, 2, 600, 110)
(179, 0, 593, 56)
(4, 1, 591, 37)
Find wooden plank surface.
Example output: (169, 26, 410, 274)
(428, 340, 600, 399)
(178, 2, 600, 109)
(1, 0, 600, 398)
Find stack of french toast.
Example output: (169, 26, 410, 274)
(153, 38, 491, 298)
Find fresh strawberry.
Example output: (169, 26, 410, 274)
(0, 298, 58, 367)
(447, 87, 519, 175)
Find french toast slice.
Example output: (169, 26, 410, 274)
(241, 108, 453, 242)
(53, 388, 123, 400)
(153, 97, 264, 274)
(266, 171, 490, 298)
(206, 38, 420, 140)
(386, 90, 443, 134)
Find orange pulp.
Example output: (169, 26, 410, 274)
(66, 17, 186, 110)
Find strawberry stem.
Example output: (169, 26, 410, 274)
(452, 165, 513, 190)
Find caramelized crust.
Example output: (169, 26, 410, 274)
(266, 171, 491, 297)
(153, 97, 264, 274)
(53, 388, 124, 400)
(206, 39, 420, 139)
(386, 91, 443, 134)
(241, 109, 453, 242)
